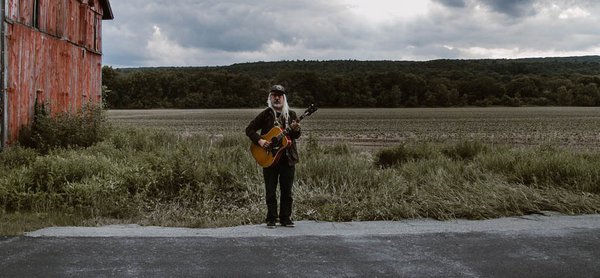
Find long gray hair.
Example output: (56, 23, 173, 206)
(267, 93, 290, 125)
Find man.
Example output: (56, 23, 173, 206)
(245, 85, 301, 228)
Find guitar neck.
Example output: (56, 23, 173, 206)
(276, 105, 317, 139)
(278, 113, 308, 138)
(297, 114, 307, 123)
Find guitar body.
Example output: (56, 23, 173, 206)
(250, 126, 290, 168)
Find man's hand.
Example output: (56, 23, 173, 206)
(290, 120, 300, 131)
(258, 139, 270, 149)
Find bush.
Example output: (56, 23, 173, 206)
(0, 146, 38, 169)
(324, 143, 352, 155)
(18, 102, 109, 153)
(441, 141, 488, 160)
(479, 148, 600, 193)
(108, 127, 178, 152)
(0, 182, 7, 211)
(217, 134, 246, 148)
(375, 143, 436, 167)
(28, 152, 116, 193)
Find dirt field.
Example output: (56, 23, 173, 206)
(107, 107, 600, 150)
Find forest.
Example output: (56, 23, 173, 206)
(102, 56, 600, 108)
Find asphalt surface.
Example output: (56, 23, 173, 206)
(1, 213, 600, 277)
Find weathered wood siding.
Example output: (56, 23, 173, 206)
(4, 0, 105, 143)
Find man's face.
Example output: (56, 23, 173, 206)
(270, 93, 284, 109)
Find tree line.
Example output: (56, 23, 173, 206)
(102, 56, 600, 108)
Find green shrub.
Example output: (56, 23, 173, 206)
(0, 183, 7, 211)
(62, 178, 135, 218)
(374, 143, 436, 167)
(304, 134, 322, 156)
(27, 152, 116, 193)
(0, 146, 38, 169)
(479, 148, 600, 193)
(324, 143, 352, 155)
(217, 134, 246, 148)
(441, 141, 488, 160)
(18, 102, 109, 153)
(108, 127, 178, 152)
(142, 148, 204, 201)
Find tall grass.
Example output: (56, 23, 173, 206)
(1, 123, 600, 234)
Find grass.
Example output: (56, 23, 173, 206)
(2, 107, 600, 235)
(2, 124, 600, 235)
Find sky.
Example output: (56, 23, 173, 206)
(102, 0, 600, 68)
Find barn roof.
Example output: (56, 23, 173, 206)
(100, 0, 114, 20)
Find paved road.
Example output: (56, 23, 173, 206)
(2, 214, 600, 277)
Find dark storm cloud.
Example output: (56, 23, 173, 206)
(396, 1, 599, 59)
(421, 0, 538, 17)
(433, 0, 466, 8)
(135, 0, 357, 51)
(146, 3, 285, 51)
(479, 0, 538, 18)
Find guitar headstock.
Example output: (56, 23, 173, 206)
(303, 104, 318, 117)
(296, 104, 318, 122)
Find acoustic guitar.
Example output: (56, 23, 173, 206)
(250, 104, 318, 167)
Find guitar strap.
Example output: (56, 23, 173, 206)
(272, 109, 293, 148)
(272, 109, 286, 128)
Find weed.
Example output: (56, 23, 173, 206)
(374, 143, 437, 167)
(18, 103, 109, 153)
(479, 148, 600, 193)
(3, 126, 600, 235)
(324, 143, 352, 155)
(441, 141, 488, 160)
(0, 146, 38, 169)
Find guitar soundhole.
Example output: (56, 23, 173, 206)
(271, 137, 279, 146)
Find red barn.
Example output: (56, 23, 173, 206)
(0, 0, 113, 147)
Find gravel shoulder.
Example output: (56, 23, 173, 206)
(25, 212, 600, 238)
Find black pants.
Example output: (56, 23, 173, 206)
(263, 154, 295, 223)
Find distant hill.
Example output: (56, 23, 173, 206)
(116, 56, 600, 76)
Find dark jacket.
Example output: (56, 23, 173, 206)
(245, 108, 301, 165)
